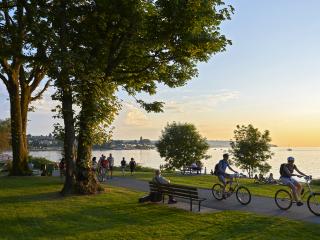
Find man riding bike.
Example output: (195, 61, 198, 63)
(280, 156, 309, 206)
(215, 153, 238, 197)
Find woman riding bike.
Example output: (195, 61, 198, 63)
(279, 156, 309, 206)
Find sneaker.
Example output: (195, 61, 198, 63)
(297, 201, 304, 206)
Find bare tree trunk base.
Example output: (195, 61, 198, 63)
(76, 168, 102, 194)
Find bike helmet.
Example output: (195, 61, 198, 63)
(287, 156, 295, 162)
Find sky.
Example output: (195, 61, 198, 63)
(1, 0, 320, 147)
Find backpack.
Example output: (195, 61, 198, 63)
(213, 162, 220, 176)
(101, 159, 108, 168)
(279, 163, 288, 177)
(59, 161, 65, 170)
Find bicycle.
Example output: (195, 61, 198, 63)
(275, 176, 320, 216)
(212, 173, 252, 205)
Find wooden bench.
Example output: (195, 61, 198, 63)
(149, 181, 206, 211)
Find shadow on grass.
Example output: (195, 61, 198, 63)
(0, 191, 64, 204)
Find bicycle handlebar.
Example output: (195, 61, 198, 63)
(304, 175, 312, 181)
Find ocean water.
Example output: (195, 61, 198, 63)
(28, 147, 320, 178)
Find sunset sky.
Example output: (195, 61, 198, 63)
(1, 1, 320, 147)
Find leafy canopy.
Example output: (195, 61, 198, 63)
(76, 0, 234, 111)
(230, 124, 273, 177)
(156, 122, 210, 169)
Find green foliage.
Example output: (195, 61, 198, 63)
(46, 0, 233, 193)
(0, 119, 10, 153)
(230, 124, 273, 178)
(156, 122, 210, 170)
(27, 156, 56, 170)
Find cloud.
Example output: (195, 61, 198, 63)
(123, 103, 151, 127)
(164, 90, 240, 113)
(29, 90, 58, 113)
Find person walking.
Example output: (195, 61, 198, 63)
(129, 158, 136, 175)
(121, 157, 126, 176)
(107, 153, 114, 179)
(59, 158, 65, 178)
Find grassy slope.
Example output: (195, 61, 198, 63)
(114, 171, 320, 199)
(1, 177, 319, 240)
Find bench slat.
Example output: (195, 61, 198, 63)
(159, 187, 198, 195)
(149, 182, 197, 191)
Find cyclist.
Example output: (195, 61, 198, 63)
(280, 156, 309, 206)
(215, 153, 238, 197)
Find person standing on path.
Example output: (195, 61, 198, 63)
(129, 158, 136, 175)
(107, 153, 114, 179)
(121, 157, 126, 176)
(100, 155, 109, 181)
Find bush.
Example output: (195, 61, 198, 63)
(28, 156, 57, 176)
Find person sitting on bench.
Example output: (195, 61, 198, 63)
(191, 162, 201, 174)
(153, 170, 177, 204)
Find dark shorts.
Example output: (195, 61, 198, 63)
(109, 166, 113, 171)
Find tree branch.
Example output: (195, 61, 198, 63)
(0, 73, 8, 88)
(0, 58, 11, 74)
(30, 79, 51, 102)
(30, 66, 47, 93)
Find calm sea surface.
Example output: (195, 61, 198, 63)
(29, 147, 320, 178)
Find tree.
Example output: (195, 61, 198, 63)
(48, 0, 78, 195)
(156, 122, 210, 169)
(230, 124, 273, 178)
(0, 118, 11, 153)
(48, 0, 233, 194)
(0, 1, 52, 175)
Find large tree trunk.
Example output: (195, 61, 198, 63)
(57, 0, 76, 195)
(75, 101, 100, 194)
(20, 86, 30, 153)
(60, 83, 76, 195)
(8, 78, 29, 175)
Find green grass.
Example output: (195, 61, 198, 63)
(114, 171, 320, 199)
(0, 176, 320, 240)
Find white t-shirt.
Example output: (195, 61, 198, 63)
(108, 156, 114, 166)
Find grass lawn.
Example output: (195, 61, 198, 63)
(114, 171, 320, 199)
(1, 177, 319, 240)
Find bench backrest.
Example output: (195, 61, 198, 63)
(149, 181, 199, 199)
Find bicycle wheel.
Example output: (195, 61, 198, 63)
(307, 193, 320, 216)
(236, 186, 251, 205)
(275, 189, 292, 210)
(212, 183, 224, 200)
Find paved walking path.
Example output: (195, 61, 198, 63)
(106, 177, 320, 224)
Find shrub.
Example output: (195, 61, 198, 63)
(28, 156, 57, 176)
